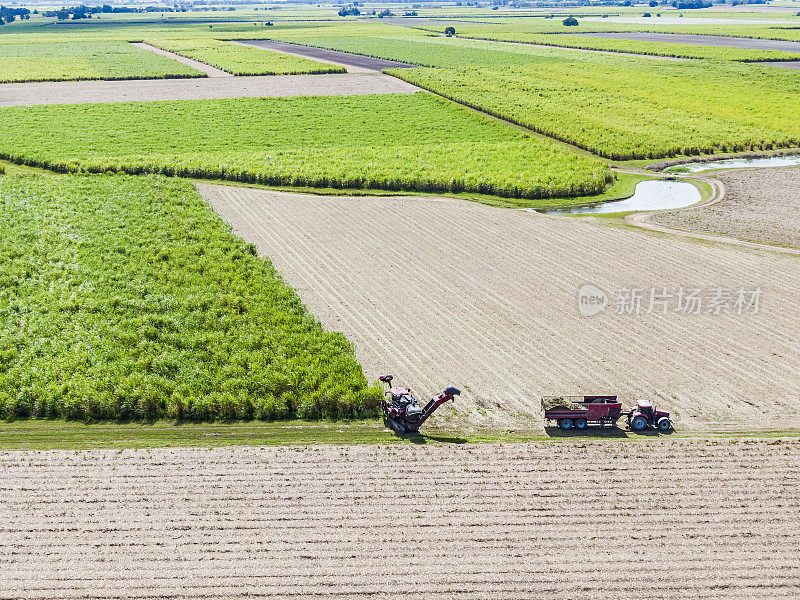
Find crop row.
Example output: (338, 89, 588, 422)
(250, 23, 800, 160)
(144, 38, 346, 75)
(0, 40, 203, 83)
(0, 93, 612, 199)
(417, 24, 800, 61)
(0, 174, 380, 422)
(389, 60, 800, 159)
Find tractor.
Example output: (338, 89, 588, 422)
(626, 399, 673, 432)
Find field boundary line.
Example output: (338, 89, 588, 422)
(132, 42, 232, 78)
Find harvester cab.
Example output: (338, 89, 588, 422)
(379, 375, 460, 434)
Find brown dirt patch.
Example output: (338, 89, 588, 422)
(0, 74, 419, 106)
(236, 39, 416, 72)
(2, 440, 799, 599)
(652, 167, 800, 248)
(199, 184, 800, 432)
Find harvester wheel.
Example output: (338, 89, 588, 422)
(574, 418, 587, 430)
(630, 416, 648, 432)
(558, 418, 574, 431)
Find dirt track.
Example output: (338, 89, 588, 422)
(132, 42, 232, 77)
(2, 439, 798, 600)
(199, 184, 800, 432)
(237, 39, 416, 72)
(0, 74, 418, 106)
(576, 31, 800, 52)
(651, 167, 800, 248)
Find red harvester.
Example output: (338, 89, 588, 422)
(380, 375, 460, 434)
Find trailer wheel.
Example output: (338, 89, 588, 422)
(574, 418, 587, 430)
(657, 417, 672, 432)
(558, 418, 574, 431)
(630, 416, 648, 432)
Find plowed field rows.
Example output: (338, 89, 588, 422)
(199, 184, 800, 431)
(1, 440, 799, 599)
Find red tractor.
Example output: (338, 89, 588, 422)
(379, 375, 459, 434)
(626, 399, 673, 432)
(543, 396, 673, 432)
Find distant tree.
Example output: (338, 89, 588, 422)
(562, 16, 578, 26)
(377, 8, 394, 17)
(0, 18, 4, 25)
(649, 0, 658, 5)
(643, 12, 651, 16)
(444, 26, 456, 36)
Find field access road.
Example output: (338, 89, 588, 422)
(3, 440, 799, 600)
(236, 39, 416, 73)
(0, 74, 419, 106)
(200, 183, 800, 432)
(132, 42, 233, 77)
(575, 31, 800, 52)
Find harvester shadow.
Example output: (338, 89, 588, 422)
(390, 431, 469, 444)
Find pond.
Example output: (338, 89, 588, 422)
(664, 154, 800, 174)
(539, 180, 701, 216)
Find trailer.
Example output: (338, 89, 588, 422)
(542, 396, 674, 432)
(542, 395, 622, 431)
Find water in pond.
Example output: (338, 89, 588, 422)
(539, 180, 701, 216)
(665, 154, 800, 174)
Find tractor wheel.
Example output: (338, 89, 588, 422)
(657, 417, 672, 432)
(574, 418, 587, 430)
(630, 416, 648, 432)
(558, 418, 574, 431)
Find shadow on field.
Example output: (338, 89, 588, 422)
(390, 431, 469, 444)
(544, 426, 674, 438)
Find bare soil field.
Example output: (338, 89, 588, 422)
(199, 184, 800, 432)
(237, 39, 416, 72)
(0, 74, 418, 106)
(1, 439, 798, 599)
(576, 31, 800, 52)
(132, 42, 232, 78)
(760, 60, 800, 70)
(652, 167, 800, 248)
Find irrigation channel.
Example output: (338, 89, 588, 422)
(665, 154, 800, 173)
(538, 180, 701, 215)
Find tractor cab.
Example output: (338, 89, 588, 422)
(636, 399, 654, 420)
(627, 399, 673, 432)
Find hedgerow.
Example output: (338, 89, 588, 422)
(0, 174, 380, 422)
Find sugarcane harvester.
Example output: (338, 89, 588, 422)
(380, 375, 460, 434)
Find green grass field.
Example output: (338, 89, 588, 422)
(0, 173, 379, 422)
(0, 93, 612, 199)
(144, 38, 346, 75)
(390, 59, 800, 159)
(0, 40, 203, 82)
(0, 418, 793, 450)
(417, 24, 800, 61)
